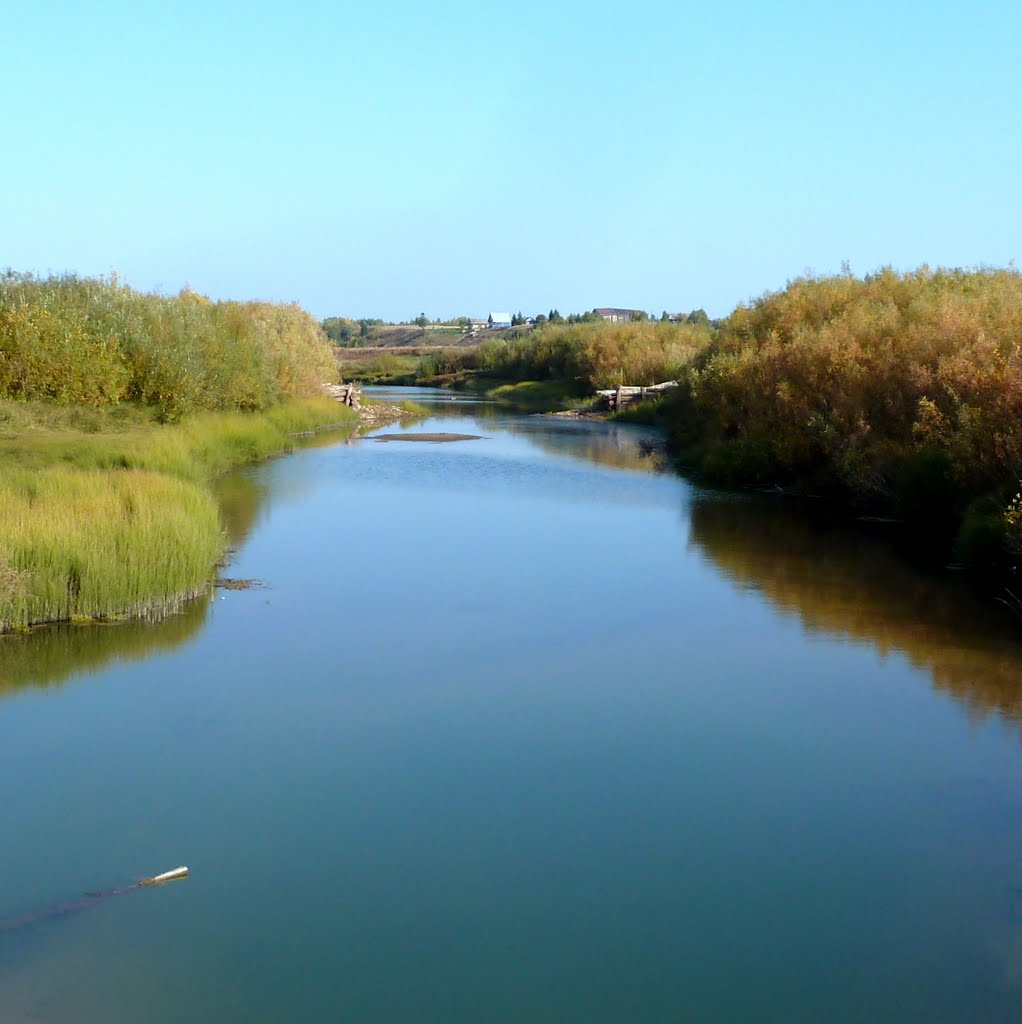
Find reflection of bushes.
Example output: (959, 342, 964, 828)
(688, 494, 1022, 727)
(955, 498, 1009, 568)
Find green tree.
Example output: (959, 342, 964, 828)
(358, 319, 381, 344)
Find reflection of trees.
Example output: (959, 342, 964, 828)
(510, 420, 663, 473)
(368, 391, 665, 472)
(214, 470, 268, 550)
(688, 495, 1022, 727)
(0, 597, 209, 694)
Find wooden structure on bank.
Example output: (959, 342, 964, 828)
(323, 382, 361, 409)
(595, 380, 678, 413)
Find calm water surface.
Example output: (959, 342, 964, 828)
(3, 388, 1022, 1022)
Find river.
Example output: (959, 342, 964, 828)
(2, 387, 1022, 1022)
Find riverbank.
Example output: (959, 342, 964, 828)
(0, 397, 360, 633)
(7, 353, 1022, 1023)
(352, 267, 1022, 573)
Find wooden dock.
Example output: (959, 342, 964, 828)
(595, 381, 678, 412)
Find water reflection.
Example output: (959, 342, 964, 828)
(5, 400, 1022, 732)
(367, 387, 664, 473)
(365, 385, 519, 418)
(688, 494, 1022, 726)
(215, 467, 269, 551)
(0, 598, 210, 694)
(507, 417, 664, 473)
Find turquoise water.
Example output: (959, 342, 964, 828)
(2, 389, 1022, 1022)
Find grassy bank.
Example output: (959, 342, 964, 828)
(341, 268, 1022, 569)
(0, 397, 353, 479)
(0, 398, 356, 634)
(0, 271, 356, 632)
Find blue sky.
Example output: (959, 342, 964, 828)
(2, 1, 1020, 320)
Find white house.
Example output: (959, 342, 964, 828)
(488, 312, 512, 329)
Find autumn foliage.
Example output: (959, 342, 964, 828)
(666, 267, 1022, 559)
(0, 272, 337, 419)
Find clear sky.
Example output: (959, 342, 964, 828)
(3, 1, 1020, 321)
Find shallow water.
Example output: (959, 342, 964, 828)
(2, 387, 1022, 1022)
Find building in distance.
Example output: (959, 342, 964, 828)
(594, 307, 644, 323)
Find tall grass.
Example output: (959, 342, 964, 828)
(0, 398, 356, 632)
(0, 397, 352, 478)
(0, 468, 221, 632)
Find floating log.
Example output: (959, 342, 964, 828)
(140, 866, 189, 886)
(0, 866, 190, 933)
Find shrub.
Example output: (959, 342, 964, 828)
(0, 273, 337, 419)
(668, 267, 1022, 524)
(470, 320, 712, 391)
